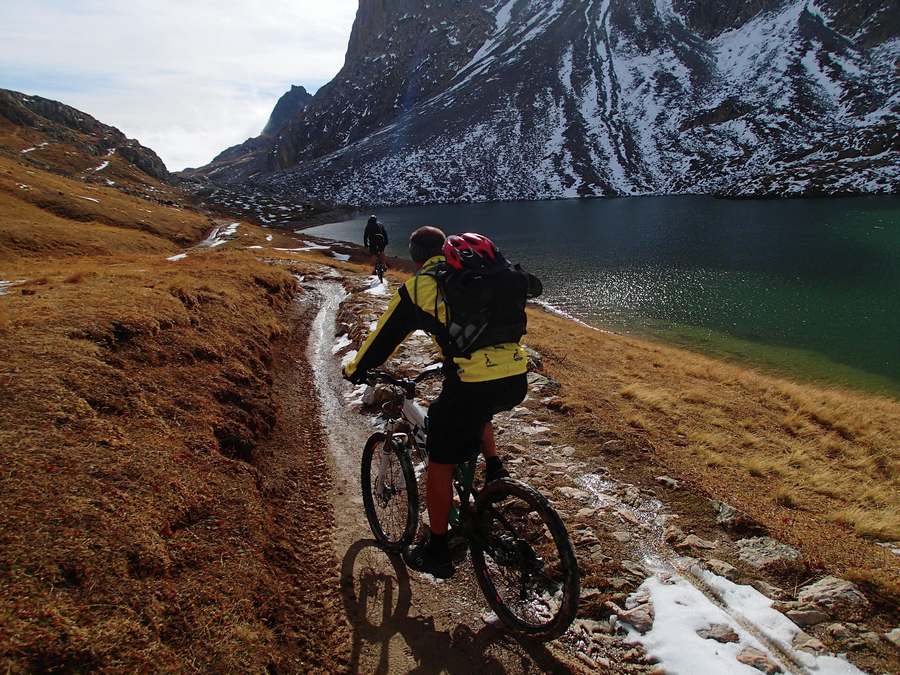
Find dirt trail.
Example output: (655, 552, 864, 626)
(298, 276, 584, 674)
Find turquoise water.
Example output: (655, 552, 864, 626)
(305, 196, 900, 396)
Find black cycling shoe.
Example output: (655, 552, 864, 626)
(404, 533, 454, 579)
(485, 458, 510, 483)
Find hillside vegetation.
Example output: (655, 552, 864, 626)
(0, 103, 350, 671)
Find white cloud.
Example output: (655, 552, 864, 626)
(0, 0, 359, 170)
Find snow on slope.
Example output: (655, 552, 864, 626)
(200, 0, 899, 205)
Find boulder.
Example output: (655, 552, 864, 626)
(704, 559, 739, 580)
(557, 486, 590, 501)
(711, 499, 755, 531)
(655, 475, 681, 489)
(736, 537, 803, 572)
(736, 647, 782, 673)
(697, 623, 739, 643)
(793, 631, 826, 654)
(786, 608, 830, 627)
(663, 525, 685, 544)
(797, 576, 869, 621)
(608, 601, 654, 634)
(523, 345, 543, 371)
(675, 534, 718, 551)
(611, 531, 632, 544)
(749, 579, 786, 600)
(824, 623, 853, 641)
(884, 627, 900, 648)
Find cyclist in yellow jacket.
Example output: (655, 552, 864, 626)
(343, 226, 541, 578)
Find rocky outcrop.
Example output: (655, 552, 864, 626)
(0, 89, 170, 181)
(191, 0, 898, 205)
(262, 85, 313, 136)
(737, 537, 804, 572)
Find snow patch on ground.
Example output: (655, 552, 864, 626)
(166, 253, 188, 262)
(332, 334, 353, 354)
(199, 222, 240, 248)
(77, 196, 100, 203)
(364, 276, 390, 296)
(627, 568, 864, 675)
(92, 161, 110, 172)
(332, 252, 351, 261)
(0, 280, 27, 296)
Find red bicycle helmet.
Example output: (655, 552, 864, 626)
(443, 233, 498, 270)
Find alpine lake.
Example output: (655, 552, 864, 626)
(305, 195, 900, 398)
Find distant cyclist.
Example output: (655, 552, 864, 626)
(364, 215, 388, 274)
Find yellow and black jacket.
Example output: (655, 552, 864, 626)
(345, 256, 530, 383)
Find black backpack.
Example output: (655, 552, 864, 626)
(421, 257, 542, 358)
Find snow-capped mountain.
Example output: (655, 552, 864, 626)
(191, 0, 899, 204)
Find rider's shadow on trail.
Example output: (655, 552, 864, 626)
(340, 539, 573, 674)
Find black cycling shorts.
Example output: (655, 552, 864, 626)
(367, 244, 385, 255)
(426, 372, 528, 465)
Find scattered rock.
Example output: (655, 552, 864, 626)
(601, 439, 625, 453)
(608, 601, 654, 634)
(524, 345, 543, 371)
(884, 627, 900, 647)
(527, 372, 560, 393)
(749, 579, 786, 600)
(544, 396, 570, 412)
(793, 631, 826, 653)
(824, 623, 853, 641)
(557, 487, 590, 501)
(786, 608, 830, 627)
(697, 623, 739, 643)
(558, 445, 576, 457)
(621, 560, 647, 578)
(711, 499, 755, 532)
(736, 537, 803, 572)
(675, 534, 718, 551)
(704, 559, 739, 580)
(611, 531, 632, 544)
(663, 525, 685, 544)
(581, 588, 603, 604)
(736, 646, 782, 673)
(797, 576, 869, 621)
(655, 475, 680, 489)
(609, 577, 632, 591)
(575, 508, 595, 520)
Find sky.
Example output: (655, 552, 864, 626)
(0, 1, 359, 170)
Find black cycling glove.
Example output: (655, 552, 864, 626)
(345, 368, 369, 385)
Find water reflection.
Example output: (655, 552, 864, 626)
(306, 196, 900, 393)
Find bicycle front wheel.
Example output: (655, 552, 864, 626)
(470, 478, 580, 641)
(361, 433, 419, 550)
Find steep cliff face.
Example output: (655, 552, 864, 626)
(0, 89, 171, 181)
(195, 0, 899, 204)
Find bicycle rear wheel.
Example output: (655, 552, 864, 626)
(361, 433, 419, 550)
(470, 478, 580, 641)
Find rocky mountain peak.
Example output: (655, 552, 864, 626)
(190, 0, 899, 203)
(0, 88, 171, 181)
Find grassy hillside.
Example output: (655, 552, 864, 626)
(524, 310, 900, 597)
(0, 100, 350, 670)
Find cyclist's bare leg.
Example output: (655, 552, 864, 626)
(426, 462, 455, 535)
(481, 422, 498, 459)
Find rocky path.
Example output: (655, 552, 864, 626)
(297, 272, 584, 674)
(309, 267, 885, 675)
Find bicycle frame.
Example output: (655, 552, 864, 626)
(372, 371, 481, 533)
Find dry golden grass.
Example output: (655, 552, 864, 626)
(0, 155, 210, 250)
(0, 250, 325, 671)
(524, 308, 900, 594)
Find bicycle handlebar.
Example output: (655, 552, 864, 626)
(367, 365, 443, 396)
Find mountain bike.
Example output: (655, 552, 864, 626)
(360, 369, 580, 641)
(374, 257, 386, 283)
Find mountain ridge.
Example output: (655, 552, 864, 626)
(188, 0, 899, 205)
